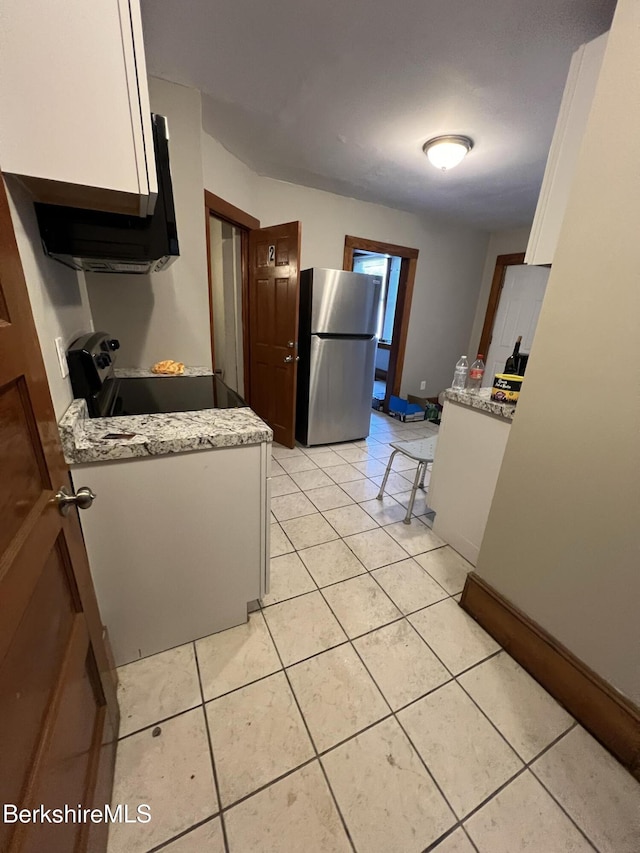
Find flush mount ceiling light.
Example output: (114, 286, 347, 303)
(423, 135, 473, 171)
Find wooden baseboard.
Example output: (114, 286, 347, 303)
(461, 572, 640, 780)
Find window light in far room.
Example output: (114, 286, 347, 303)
(422, 135, 473, 171)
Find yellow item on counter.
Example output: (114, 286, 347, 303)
(491, 373, 522, 403)
(151, 360, 185, 375)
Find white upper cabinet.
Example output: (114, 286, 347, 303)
(526, 32, 608, 266)
(0, 0, 157, 217)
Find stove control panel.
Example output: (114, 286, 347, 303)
(67, 332, 120, 401)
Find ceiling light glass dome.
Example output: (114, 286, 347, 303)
(423, 135, 473, 171)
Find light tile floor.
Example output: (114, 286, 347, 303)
(108, 411, 640, 853)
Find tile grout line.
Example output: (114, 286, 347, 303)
(117, 702, 206, 743)
(140, 427, 429, 846)
(310, 575, 468, 844)
(118, 604, 583, 848)
(273, 473, 598, 847)
(145, 813, 218, 853)
(459, 826, 483, 853)
(192, 640, 231, 853)
(296, 528, 480, 844)
(273, 468, 430, 523)
(456, 723, 599, 853)
(118, 586, 466, 743)
(417, 617, 591, 843)
(129, 426, 595, 852)
(422, 721, 587, 849)
(258, 604, 359, 853)
(526, 723, 602, 853)
(263, 557, 457, 614)
(193, 621, 493, 725)
(139, 641, 229, 853)
(270, 488, 460, 613)
(419, 821, 482, 853)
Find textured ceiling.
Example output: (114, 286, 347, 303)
(141, 0, 615, 231)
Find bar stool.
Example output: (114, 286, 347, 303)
(376, 436, 438, 524)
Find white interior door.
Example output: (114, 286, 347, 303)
(483, 264, 550, 385)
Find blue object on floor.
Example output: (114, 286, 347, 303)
(389, 395, 423, 416)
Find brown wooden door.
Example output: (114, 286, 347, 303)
(248, 221, 301, 447)
(0, 174, 119, 853)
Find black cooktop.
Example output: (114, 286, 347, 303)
(105, 375, 246, 418)
(66, 332, 247, 418)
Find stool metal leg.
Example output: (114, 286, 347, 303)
(404, 461, 425, 523)
(376, 449, 399, 500)
(418, 461, 428, 490)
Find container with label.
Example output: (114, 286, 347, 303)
(491, 373, 522, 403)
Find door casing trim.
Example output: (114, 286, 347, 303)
(343, 235, 419, 411)
(204, 190, 260, 402)
(477, 252, 526, 360)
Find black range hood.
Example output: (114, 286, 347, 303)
(34, 114, 179, 274)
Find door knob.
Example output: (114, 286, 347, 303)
(283, 355, 293, 363)
(54, 485, 96, 516)
(287, 340, 295, 348)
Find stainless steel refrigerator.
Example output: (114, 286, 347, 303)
(296, 268, 383, 446)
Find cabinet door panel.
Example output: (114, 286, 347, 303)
(0, 0, 156, 215)
(525, 32, 608, 265)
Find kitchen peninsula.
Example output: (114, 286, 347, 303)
(59, 365, 272, 667)
(428, 388, 514, 565)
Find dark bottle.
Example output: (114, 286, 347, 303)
(504, 336, 522, 374)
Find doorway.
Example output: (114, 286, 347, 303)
(343, 235, 419, 412)
(352, 250, 402, 403)
(478, 253, 550, 384)
(208, 215, 244, 395)
(204, 190, 260, 401)
(204, 191, 302, 447)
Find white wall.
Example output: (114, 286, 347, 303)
(201, 131, 258, 219)
(475, 0, 640, 705)
(201, 113, 489, 397)
(467, 227, 531, 358)
(87, 78, 211, 368)
(6, 177, 94, 419)
(375, 347, 390, 372)
(88, 77, 488, 396)
(252, 178, 488, 397)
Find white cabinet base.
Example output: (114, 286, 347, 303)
(73, 443, 268, 665)
(428, 402, 511, 566)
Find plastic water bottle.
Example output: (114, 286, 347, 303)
(451, 355, 469, 390)
(467, 354, 485, 393)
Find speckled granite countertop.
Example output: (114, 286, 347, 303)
(443, 388, 516, 421)
(59, 399, 272, 464)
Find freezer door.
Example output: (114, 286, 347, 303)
(309, 268, 382, 335)
(307, 336, 376, 445)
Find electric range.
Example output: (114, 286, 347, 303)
(67, 332, 246, 417)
